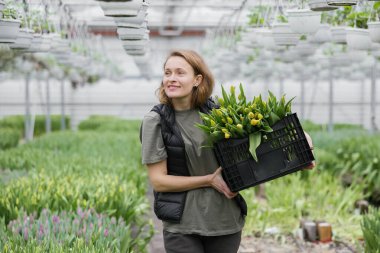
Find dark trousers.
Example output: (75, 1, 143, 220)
(163, 230, 242, 253)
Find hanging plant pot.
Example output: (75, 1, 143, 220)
(295, 40, 317, 57)
(124, 48, 147, 56)
(39, 34, 52, 52)
(346, 27, 371, 50)
(330, 52, 352, 67)
(310, 24, 332, 44)
(9, 28, 33, 50)
(0, 19, 21, 43)
(100, 0, 148, 17)
(326, 0, 357, 6)
(368, 22, 380, 43)
(122, 38, 148, 50)
(27, 34, 43, 52)
(308, 0, 338, 11)
(272, 23, 300, 46)
(331, 26, 347, 44)
(286, 9, 321, 34)
(113, 8, 147, 28)
(117, 27, 148, 40)
(256, 28, 276, 50)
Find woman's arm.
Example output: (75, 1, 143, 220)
(147, 160, 237, 199)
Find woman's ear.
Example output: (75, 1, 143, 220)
(195, 74, 203, 86)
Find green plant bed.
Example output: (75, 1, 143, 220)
(0, 115, 70, 137)
(0, 208, 152, 253)
(361, 208, 380, 253)
(0, 128, 20, 150)
(78, 115, 141, 133)
(242, 171, 365, 242)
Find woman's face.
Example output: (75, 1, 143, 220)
(163, 56, 200, 103)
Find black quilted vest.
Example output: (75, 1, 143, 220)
(150, 98, 247, 223)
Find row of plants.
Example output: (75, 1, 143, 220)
(0, 115, 69, 150)
(0, 119, 152, 252)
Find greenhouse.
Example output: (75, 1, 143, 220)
(0, 0, 380, 252)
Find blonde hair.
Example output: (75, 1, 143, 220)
(157, 50, 215, 108)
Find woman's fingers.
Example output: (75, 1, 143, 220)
(211, 167, 237, 199)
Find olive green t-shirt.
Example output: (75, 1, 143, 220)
(141, 108, 245, 236)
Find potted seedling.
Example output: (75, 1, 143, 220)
(272, 14, 300, 46)
(286, 0, 321, 35)
(368, 2, 380, 43)
(100, 0, 147, 18)
(345, 7, 372, 50)
(295, 35, 317, 57)
(0, 3, 21, 43)
(330, 7, 352, 44)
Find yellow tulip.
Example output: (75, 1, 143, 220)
(227, 117, 233, 124)
(221, 128, 229, 133)
(237, 124, 243, 130)
(248, 112, 255, 119)
(210, 120, 216, 126)
(250, 119, 259, 126)
(257, 113, 263, 120)
(225, 132, 231, 139)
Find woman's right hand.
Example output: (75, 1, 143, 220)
(209, 167, 238, 199)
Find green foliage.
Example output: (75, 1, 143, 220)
(0, 128, 20, 150)
(242, 171, 365, 241)
(1, 208, 152, 253)
(0, 115, 70, 137)
(361, 208, 380, 253)
(0, 125, 152, 251)
(78, 116, 141, 133)
(247, 6, 267, 26)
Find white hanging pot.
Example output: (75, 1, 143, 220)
(113, 8, 147, 28)
(117, 27, 148, 40)
(100, 0, 147, 17)
(122, 38, 148, 50)
(256, 28, 276, 50)
(286, 9, 321, 34)
(368, 22, 380, 43)
(310, 24, 332, 44)
(346, 27, 371, 50)
(326, 0, 357, 6)
(295, 40, 317, 57)
(331, 26, 347, 44)
(0, 19, 21, 43)
(39, 34, 52, 52)
(124, 48, 147, 56)
(308, 0, 338, 11)
(27, 34, 43, 52)
(272, 23, 300, 46)
(9, 28, 33, 50)
(330, 52, 351, 67)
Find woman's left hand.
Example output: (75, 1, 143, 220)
(303, 131, 316, 170)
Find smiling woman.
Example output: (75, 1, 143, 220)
(140, 50, 246, 253)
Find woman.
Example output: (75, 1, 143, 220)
(141, 49, 315, 253)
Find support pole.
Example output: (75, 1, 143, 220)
(45, 78, 51, 133)
(300, 75, 305, 120)
(24, 73, 32, 142)
(370, 62, 377, 134)
(60, 79, 66, 130)
(360, 80, 365, 128)
(328, 66, 334, 133)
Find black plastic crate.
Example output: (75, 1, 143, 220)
(214, 113, 314, 192)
